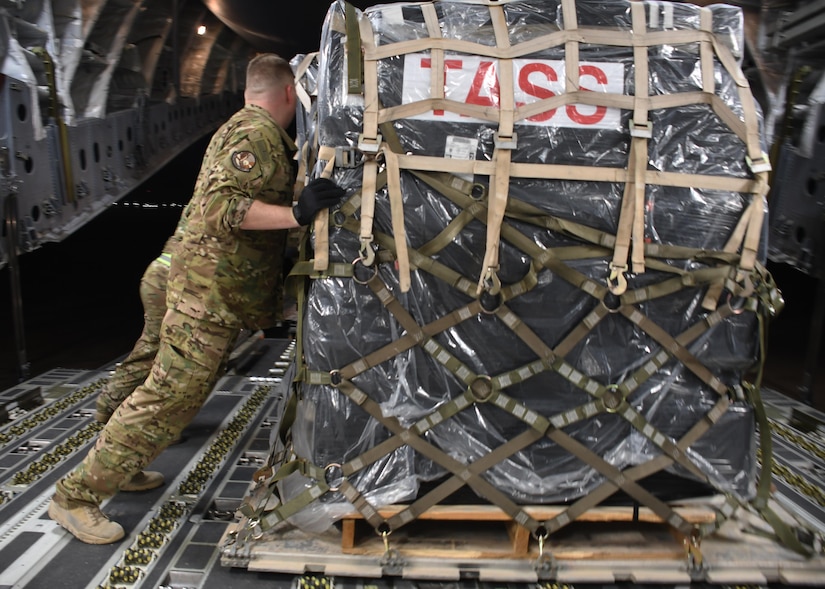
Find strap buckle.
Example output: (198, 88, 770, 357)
(746, 153, 771, 174)
(358, 133, 382, 154)
(335, 146, 359, 168)
(629, 120, 653, 138)
(494, 132, 518, 149)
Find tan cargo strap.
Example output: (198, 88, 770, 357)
(383, 147, 412, 291)
(310, 146, 338, 271)
(293, 52, 320, 197)
(293, 52, 318, 112)
(345, 2, 362, 95)
(701, 194, 767, 310)
(477, 4, 515, 295)
(610, 4, 647, 291)
(331, 377, 548, 535)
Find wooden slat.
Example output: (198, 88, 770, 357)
(340, 504, 716, 556)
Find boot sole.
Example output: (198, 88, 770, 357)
(48, 502, 124, 544)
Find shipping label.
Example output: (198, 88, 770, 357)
(401, 53, 625, 130)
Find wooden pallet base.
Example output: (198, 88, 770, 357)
(222, 501, 825, 583)
(340, 504, 716, 558)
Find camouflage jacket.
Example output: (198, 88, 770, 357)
(167, 104, 297, 329)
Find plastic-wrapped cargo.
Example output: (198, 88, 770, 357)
(272, 0, 778, 535)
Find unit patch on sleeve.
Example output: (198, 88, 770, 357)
(232, 151, 257, 172)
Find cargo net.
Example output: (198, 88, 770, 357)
(240, 0, 794, 551)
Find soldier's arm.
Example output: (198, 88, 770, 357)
(240, 200, 300, 230)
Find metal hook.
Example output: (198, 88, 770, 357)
(607, 263, 628, 295)
(247, 518, 263, 540)
(483, 267, 502, 296)
(382, 530, 390, 553)
(359, 237, 376, 266)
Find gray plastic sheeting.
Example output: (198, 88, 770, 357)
(283, 0, 767, 532)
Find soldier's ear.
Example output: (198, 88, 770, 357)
(284, 83, 296, 107)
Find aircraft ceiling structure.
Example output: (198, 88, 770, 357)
(201, 0, 387, 58)
(0, 0, 257, 270)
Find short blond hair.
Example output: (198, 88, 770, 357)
(245, 54, 294, 96)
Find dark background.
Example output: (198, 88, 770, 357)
(1, 138, 823, 410)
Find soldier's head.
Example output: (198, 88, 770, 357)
(244, 53, 296, 129)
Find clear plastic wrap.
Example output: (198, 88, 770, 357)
(281, 0, 767, 532)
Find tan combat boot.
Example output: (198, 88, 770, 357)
(120, 470, 164, 492)
(48, 495, 124, 544)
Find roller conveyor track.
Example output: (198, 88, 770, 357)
(763, 388, 825, 536)
(0, 338, 297, 589)
(0, 348, 823, 588)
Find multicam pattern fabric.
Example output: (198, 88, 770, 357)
(95, 219, 188, 420)
(167, 103, 297, 329)
(95, 257, 168, 419)
(57, 309, 237, 503)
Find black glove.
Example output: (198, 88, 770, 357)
(292, 178, 346, 225)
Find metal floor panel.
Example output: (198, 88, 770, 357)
(0, 339, 296, 589)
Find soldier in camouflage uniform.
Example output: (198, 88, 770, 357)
(48, 54, 345, 544)
(94, 206, 238, 445)
(94, 217, 187, 425)
(89, 220, 190, 494)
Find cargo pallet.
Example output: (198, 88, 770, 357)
(221, 497, 824, 584)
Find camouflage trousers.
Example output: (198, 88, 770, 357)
(56, 309, 238, 505)
(95, 256, 168, 420)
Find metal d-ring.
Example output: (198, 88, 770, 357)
(725, 292, 746, 315)
(468, 375, 494, 403)
(603, 384, 623, 413)
(324, 462, 344, 492)
(329, 370, 343, 387)
(352, 257, 378, 285)
(470, 183, 487, 200)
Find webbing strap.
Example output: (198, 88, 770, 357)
(342, 241, 740, 524)
(345, 2, 362, 95)
(749, 382, 813, 555)
(475, 3, 515, 295)
(332, 377, 549, 534)
(293, 52, 318, 111)
(546, 427, 695, 535)
(312, 146, 337, 271)
(383, 147, 411, 291)
(366, 26, 732, 62)
(621, 306, 727, 396)
(629, 2, 649, 277)
(289, 260, 355, 280)
(701, 194, 766, 310)
(422, 3, 444, 104)
(359, 12, 380, 141)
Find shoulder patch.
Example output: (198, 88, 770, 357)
(232, 151, 257, 172)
